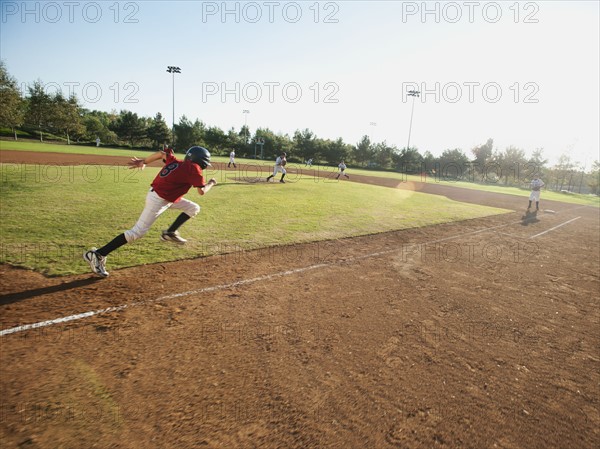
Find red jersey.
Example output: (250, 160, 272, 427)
(151, 149, 205, 202)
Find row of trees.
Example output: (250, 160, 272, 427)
(1, 62, 598, 193)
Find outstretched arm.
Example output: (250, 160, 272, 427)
(197, 178, 217, 196)
(128, 151, 166, 170)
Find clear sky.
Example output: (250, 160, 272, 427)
(1, 0, 598, 165)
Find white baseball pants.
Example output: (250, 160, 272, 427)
(124, 190, 200, 242)
(529, 190, 541, 202)
(272, 165, 286, 177)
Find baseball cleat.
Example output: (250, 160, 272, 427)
(161, 230, 187, 244)
(280, 179, 286, 183)
(83, 248, 109, 277)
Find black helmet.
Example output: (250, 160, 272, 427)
(185, 146, 211, 169)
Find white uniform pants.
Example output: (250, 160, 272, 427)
(124, 190, 200, 242)
(529, 190, 541, 202)
(272, 165, 286, 177)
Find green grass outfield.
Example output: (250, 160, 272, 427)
(0, 139, 153, 158)
(2, 140, 598, 207)
(0, 139, 239, 164)
(1, 163, 508, 276)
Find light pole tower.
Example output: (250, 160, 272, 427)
(243, 109, 250, 148)
(369, 122, 377, 144)
(407, 89, 420, 150)
(166, 66, 181, 145)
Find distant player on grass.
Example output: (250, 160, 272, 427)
(266, 152, 287, 183)
(528, 177, 545, 212)
(83, 146, 217, 278)
(228, 150, 236, 168)
(336, 160, 350, 180)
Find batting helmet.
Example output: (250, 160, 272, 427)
(185, 146, 211, 169)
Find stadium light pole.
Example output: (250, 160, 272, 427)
(166, 66, 181, 145)
(243, 109, 250, 148)
(369, 122, 377, 144)
(407, 90, 420, 150)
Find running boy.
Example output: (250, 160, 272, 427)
(83, 146, 217, 277)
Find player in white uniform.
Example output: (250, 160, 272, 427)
(336, 161, 350, 180)
(266, 152, 287, 183)
(228, 150, 236, 168)
(528, 177, 545, 211)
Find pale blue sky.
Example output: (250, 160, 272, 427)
(1, 1, 598, 165)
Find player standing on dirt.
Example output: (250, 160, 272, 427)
(83, 146, 217, 278)
(228, 150, 236, 168)
(336, 160, 350, 180)
(266, 152, 287, 183)
(528, 177, 545, 211)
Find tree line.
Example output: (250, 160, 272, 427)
(1, 61, 598, 194)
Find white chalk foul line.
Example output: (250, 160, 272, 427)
(0, 217, 541, 337)
(530, 216, 581, 239)
(0, 263, 329, 337)
(0, 305, 130, 336)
